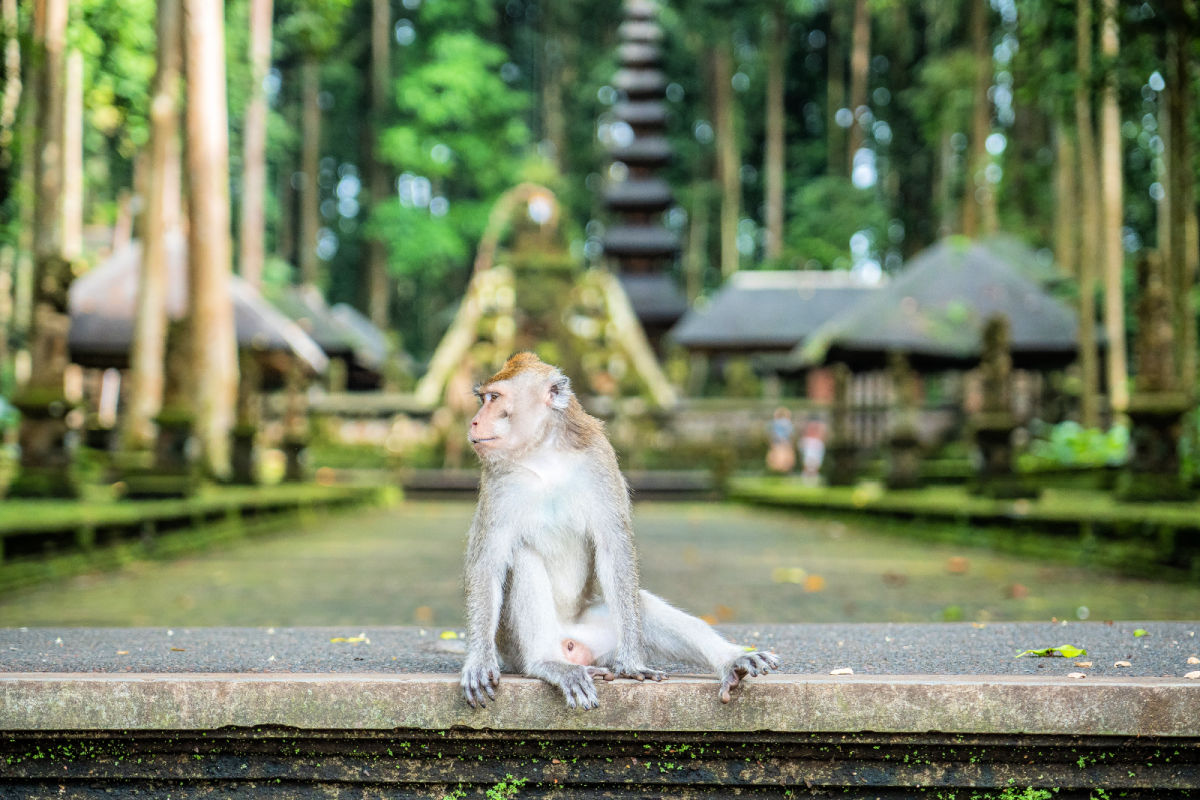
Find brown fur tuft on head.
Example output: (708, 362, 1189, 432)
(484, 352, 555, 385)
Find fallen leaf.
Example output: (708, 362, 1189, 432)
(1066, 672, 1086, 679)
(1074, 661, 1093, 668)
(1114, 661, 1132, 668)
(699, 614, 718, 625)
(771, 566, 807, 584)
(830, 667, 854, 676)
(715, 604, 735, 622)
(971, 622, 987, 629)
(331, 632, 371, 644)
(116, 651, 129, 656)
(170, 647, 186, 652)
(1185, 671, 1200, 680)
(803, 574, 826, 593)
(1133, 628, 1148, 638)
(1015, 645, 1086, 659)
(438, 631, 458, 640)
(1187, 656, 1199, 665)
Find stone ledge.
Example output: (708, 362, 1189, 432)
(4, 672, 1198, 738)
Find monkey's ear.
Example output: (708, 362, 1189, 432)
(547, 374, 573, 410)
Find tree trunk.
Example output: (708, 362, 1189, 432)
(12, 0, 75, 496)
(1053, 125, 1077, 277)
(183, 0, 238, 478)
(365, 0, 390, 328)
(0, 0, 20, 374)
(124, 0, 182, 452)
(298, 56, 321, 285)
(826, 1, 847, 175)
(61, 48, 82, 261)
(962, 0, 994, 237)
(712, 42, 739, 278)
(1098, 0, 1127, 414)
(539, 2, 567, 172)
(762, 1, 786, 261)
(847, 0, 869, 173)
(1166, 17, 1197, 396)
(1074, 0, 1101, 427)
(237, 0, 272, 289)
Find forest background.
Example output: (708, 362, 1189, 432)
(0, 0, 1196, 404)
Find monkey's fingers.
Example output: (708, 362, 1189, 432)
(718, 671, 741, 704)
(586, 666, 616, 681)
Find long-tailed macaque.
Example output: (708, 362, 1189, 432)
(461, 353, 779, 709)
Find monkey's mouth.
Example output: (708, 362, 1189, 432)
(469, 436, 499, 445)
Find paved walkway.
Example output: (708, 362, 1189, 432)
(2, 621, 1197, 678)
(2, 501, 1199, 628)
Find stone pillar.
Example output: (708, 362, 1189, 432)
(885, 353, 922, 490)
(9, 255, 78, 498)
(124, 321, 198, 498)
(825, 363, 858, 486)
(229, 351, 261, 485)
(970, 315, 1037, 498)
(1117, 252, 1193, 501)
(282, 356, 310, 483)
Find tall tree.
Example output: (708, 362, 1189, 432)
(182, 0, 238, 477)
(1098, 0, 1127, 414)
(281, 0, 350, 287)
(846, 0, 869, 174)
(961, 0, 995, 237)
(712, 40, 740, 278)
(364, 0, 390, 328)
(123, 0, 182, 452)
(825, 0, 848, 174)
(1165, 3, 1197, 395)
(237, 0, 273, 289)
(762, 1, 786, 261)
(13, 0, 75, 496)
(1074, 0, 1101, 426)
(61, 49, 82, 261)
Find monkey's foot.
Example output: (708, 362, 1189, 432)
(609, 659, 667, 683)
(718, 650, 781, 703)
(461, 661, 501, 708)
(555, 664, 602, 710)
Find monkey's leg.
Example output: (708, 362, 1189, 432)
(505, 549, 605, 710)
(639, 590, 780, 703)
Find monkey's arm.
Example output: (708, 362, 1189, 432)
(461, 510, 508, 708)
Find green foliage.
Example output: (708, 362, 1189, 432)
(485, 774, 527, 800)
(784, 176, 888, 269)
(370, 12, 532, 356)
(75, 0, 155, 214)
(276, 0, 352, 58)
(1017, 422, 1129, 472)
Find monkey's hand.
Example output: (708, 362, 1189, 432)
(461, 658, 501, 708)
(609, 657, 667, 683)
(718, 651, 780, 703)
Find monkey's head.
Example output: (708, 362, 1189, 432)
(468, 352, 575, 462)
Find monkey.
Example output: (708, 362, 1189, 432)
(460, 352, 779, 709)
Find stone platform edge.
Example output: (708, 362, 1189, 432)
(3, 672, 1197, 737)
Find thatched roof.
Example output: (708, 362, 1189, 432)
(68, 233, 328, 374)
(792, 237, 1080, 371)
(670, 270, 881, 353)
(271, 285, 386, 378)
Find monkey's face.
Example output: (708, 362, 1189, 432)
(468, 373, 555, 460)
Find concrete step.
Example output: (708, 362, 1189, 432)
(2, 624, 1198, 796)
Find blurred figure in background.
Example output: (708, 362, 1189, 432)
(800, 416, 826, 486)
(766, 407, 795, 474)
